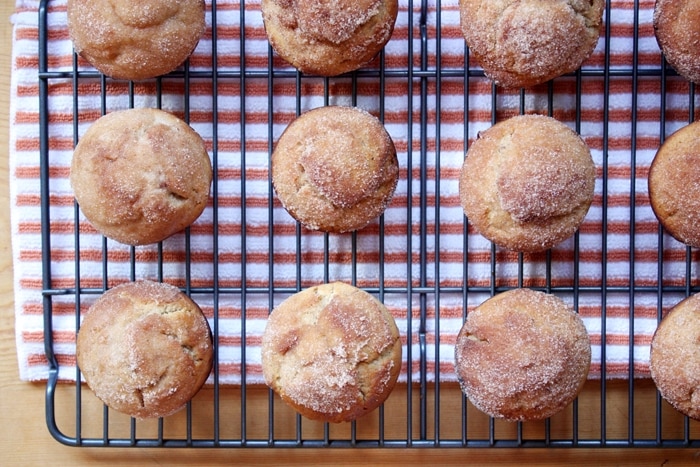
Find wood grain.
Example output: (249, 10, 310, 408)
(0, 1, 698, 465)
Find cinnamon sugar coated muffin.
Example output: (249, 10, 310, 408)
(459, 0, 604, 88)
(70, 108, 212, 246)
(459, 114, 596, 252)
(261, 0, 399, 76)
(454, 288, 591, 422)
(261, 282, 402, 423)
(648, 121, 700, 248)
(76, 281, 213, 419)
(271, 106, 399, 233)
(650, 293, 700, 420)
(67, 0, 206, 80)
(654, 0, 700, 84)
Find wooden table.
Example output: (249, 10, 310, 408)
(1, 2, 699, 465)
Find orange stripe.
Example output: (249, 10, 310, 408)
(588, 362, 648, 378)
(14, 50, 665, 74)
(23, 330, 76, 344)
(20, 106, 672, 128)
(19, 276, 472, 291)
(26, 216, 672, 237)
(580, 306, 663, 319)
(12, 134, 664, 156)
(218, 335, 263, 347)
(27, 352, 76, 368)
(20, 77, 684, 103)
(12, 53, 638, 73)
(24, 275, 678, 294)
(19, 243, 683, 268)
(588, 334, 655, 346)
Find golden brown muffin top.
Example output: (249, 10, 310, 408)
(76, 280, 213, 419)
(67, 0, 206, 80)
(261, 282, 402, 423)
(459, 0, 604, 88)
(454, 288, 591, 421)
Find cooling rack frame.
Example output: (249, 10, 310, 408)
(37, 0, 700, 449)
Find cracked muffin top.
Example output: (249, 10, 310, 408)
(458, 0, 605, 88)
(260, 0, 398, 76)
(76, 280, 213, 419)
(70, 108, 212, 246)
(261, 281, 402, 423)
(459, 114, 596, 253)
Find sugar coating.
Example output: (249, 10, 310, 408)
(66, 0, 206, 80)
(454, 288, 591, 422)
(459, 0, 604, 88)
(70, 108, 212, 246)
(650, 293, 700, 420)
(272, 106, 399, 233)
(295, 0, 382, 44)
(76, 280, 213, 419)
(261, 282, 402, 423)
(654, 0, 700, 84)
(261, 0, 398, 76)
(648, 120, 700, 248)
(459, 114, 596, 252)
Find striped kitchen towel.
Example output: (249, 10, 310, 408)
(10, 0, 700, 385)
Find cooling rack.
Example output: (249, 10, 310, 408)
(37, 0, 700, 448)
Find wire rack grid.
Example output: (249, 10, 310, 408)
(37, 0, 700, 449)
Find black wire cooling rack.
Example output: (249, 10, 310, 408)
(38, 0, 700, 448)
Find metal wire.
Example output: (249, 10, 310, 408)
(39, 0, 700, 449)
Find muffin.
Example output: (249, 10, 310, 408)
(260, 0, 399, 76)
(66, 0, 206, 80)
(454, 288, 591, 422)
(459, 114, 596, 252)
(648, 120, 700, 248)
(76, 280, 214, 419)
(650, 293, 700, 420)
(70, 108, 212, 246)
(458, 0, 605, 88)
(654, 0, 700, 84)
(261, 281, 402, 423)
(271, 105, 399, 233)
